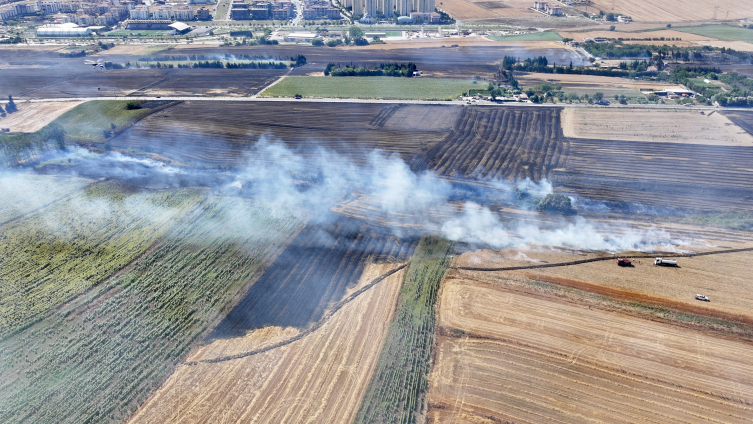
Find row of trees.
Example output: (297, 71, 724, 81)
(324, 62, 417, 77)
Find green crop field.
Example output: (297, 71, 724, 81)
(0, 196, 302, 424)
(52, 100, 159, 143)
(674, 25, 753, 43)
(263, 76, 481, 100)
(355, 236, 454, 424)
(488, 31, 563, 41)
(0, 181, 204, 337)
(0, 174, 92, 224)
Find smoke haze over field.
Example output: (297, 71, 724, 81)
(5, 140, 684, 253)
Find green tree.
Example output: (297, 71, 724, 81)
(536, 193, 575, 215)
(5, 95, 17, 113)
(348, 26, 364, 39)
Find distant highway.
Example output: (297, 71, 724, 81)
(4, 96, 753, 112)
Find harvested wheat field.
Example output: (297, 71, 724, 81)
(128, 262, 406, 424)
(517, 72, 685, 92)
(561, 108, 753, 146)
(427, 277, 753, 424)
(588, 0, 753, 22)
(0, 101, 83, 132)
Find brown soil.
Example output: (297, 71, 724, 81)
(426, 277, 753, 423)
(128, 263, 406, 424)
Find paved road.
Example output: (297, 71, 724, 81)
(3, 96, 752, 112)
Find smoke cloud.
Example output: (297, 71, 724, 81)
(12, 139, 685, 253)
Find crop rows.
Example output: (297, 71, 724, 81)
(425, 107, 567, 181)
(427, 280, 753, 423)
(0, 182, 204, 337)
(555, 138, 753, 211)
(0, 196, 301, 424)
(354, 236, 453, 424)
(114, 102, 438, 167)
(209, 219, 416, 339)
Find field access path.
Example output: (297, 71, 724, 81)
(5, 96, 753, 112)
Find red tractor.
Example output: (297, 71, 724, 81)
(617, 257, 632, 267)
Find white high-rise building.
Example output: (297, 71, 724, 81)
(364, 0, 375, 17)
(380, 0, 393, 17)
(397, 0, 409, 15)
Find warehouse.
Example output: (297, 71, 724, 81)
(37, 23, 92, 37)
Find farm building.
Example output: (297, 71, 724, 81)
(285, 31, 318, 42)
(36, 23, 92, 36)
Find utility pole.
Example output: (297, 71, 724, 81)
(713, 5, 718, 20)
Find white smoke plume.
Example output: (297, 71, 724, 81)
(4, 139, 684, 253)
(229, 140, 679, 252)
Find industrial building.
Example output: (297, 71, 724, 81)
(36, 23, 92, 36)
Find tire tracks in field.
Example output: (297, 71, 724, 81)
(184, 262, 408, 365)
(451, 246, 753, 272)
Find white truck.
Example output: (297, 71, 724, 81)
(654, 258, 678, 266)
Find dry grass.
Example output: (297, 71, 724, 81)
(517, 72, 684, 91)
(128, 262, 405, 424)
(561, 108, 753, 147)
(427, 277, 753, 423)
(588, 0, 753, 22)
(0, 101, 84, 133)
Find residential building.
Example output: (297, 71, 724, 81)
(13, 3, 36, 15)
(0, 7, 17, 20)
(98, 11, 116, 24)
(35, 0, 62, 14)
(76, 13, 96, 25)
(196, 6, 210, 19)
(153, 5, 172, 19)
(173, 5, 194, 20)
(129, 4, 148, 18)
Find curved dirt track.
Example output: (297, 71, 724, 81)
(185, 262, 407, 365)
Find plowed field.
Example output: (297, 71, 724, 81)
(554, 137, 753, 211)
(427, 278, 753, 424)
(426, 107, 567, 181)
(113, 101, 441, 167)
(128, 262, 406, 424)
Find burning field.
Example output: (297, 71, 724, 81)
(2, 95, 753, 424)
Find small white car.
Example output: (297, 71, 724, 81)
(695, 294, 710, 302)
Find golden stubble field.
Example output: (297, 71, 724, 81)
(561, 108, 753, 147)
(128, 262, 405, 424)
(0, 101, 84, 132)
(426, 276, 753, 423)
(587, 0, 753, 22)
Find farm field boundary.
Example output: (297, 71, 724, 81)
(262, 76, 481, 100)
(129, 261, 407, 424)
(355, 237, 454, 424)
(185, 262, 409, 365)
(452, 246, 753, 272)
